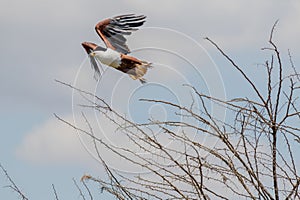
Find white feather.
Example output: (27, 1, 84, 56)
(94, 48, 121, 68)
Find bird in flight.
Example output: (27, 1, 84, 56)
(82, 14, 152, 83)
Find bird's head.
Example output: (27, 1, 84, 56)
(89, 45, 106, 57)
(81, 42, 97, 54)
(90, 51, 96, 57)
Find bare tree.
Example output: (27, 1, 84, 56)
(55, 21, 300, 200)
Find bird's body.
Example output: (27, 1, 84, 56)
(81, 14, 152, 83)
(93, 48, 121, 69)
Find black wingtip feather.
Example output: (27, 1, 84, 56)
(101, 14, 147, 54)
(115, 14, 145, 20)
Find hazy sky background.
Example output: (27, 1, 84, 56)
(1, 0, 300, 199)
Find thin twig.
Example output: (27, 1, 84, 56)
(52, 184, 59, 200)
(0, 163, 29, 200)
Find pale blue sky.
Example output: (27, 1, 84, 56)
(1, 0, 299, 199)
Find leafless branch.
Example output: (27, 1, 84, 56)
(0, 163, 29, 200)
(52, 184, 60, 200)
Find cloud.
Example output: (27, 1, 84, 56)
(2, 0, 299, 117)
(16, 103, 219, 173)
(125, 0, 300, 51)
(15, 114, 92, 165)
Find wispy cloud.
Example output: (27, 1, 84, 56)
(15, 114, 92, 165)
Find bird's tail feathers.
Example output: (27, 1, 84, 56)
(128, 61, 153, 84)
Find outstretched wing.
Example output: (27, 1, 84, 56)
(81, 42, 102, 79)
(95, 14, 146, 54)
